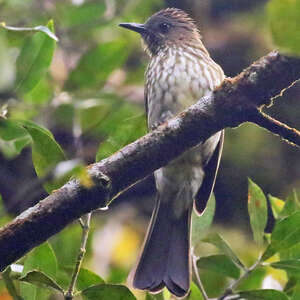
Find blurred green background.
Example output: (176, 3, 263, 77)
(0, 0, 299, 298)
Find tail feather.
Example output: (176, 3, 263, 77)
(132, 195, 191, 297)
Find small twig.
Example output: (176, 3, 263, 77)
(65, 213, 92, 300)
(248, 109, 300, 148)
(192, 252, 209, 300)
(218, 256, 262, 300)
(2, 267, 23, 300)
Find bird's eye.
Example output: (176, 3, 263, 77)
(159, 22, 171, 34)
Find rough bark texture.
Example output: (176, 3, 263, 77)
(0, 51, 299, 271)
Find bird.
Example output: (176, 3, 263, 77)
(119, 8, 225, 298)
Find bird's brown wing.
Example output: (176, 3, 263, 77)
(194, 130, 224, 214)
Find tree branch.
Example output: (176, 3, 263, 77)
(0, 51, 299, 271)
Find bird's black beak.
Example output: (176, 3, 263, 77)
(119, 23, 147, 34)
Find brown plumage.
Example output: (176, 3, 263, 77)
(120, 8, 225, 297)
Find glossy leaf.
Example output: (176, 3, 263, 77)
(202, 232, 244, 269)
(66, 41, 128, 90)
(262, 211, 300, 261)
(197, 254, 240, 279)
(192, 194, 216, 247)
(81, 284, 137, 300)
(20, 242, 57, 300)
(0, 119, 31, 158)
(238, 289, 289, 300)
(19, 270, 63, 292)
(267, 0, 300, 55)
(76, 268, 105, 292)
(248, 178, 268, 245)
(20, 120, 65, 192)
(268, 194, 284, 219)
(15, 20, 56, 94)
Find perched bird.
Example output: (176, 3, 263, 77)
(120, 8, 224, 297)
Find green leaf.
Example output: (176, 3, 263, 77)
(192, 194, 215, 247)
(262, 211, 300, 261)
(270, 260, 300, 277)
(202, 233, 244, 269)
(268, 194, 284, 219)
(81, 284, 137, 300)
(267, 0, 300, 55)
(248, 178, 268, 245)
(66, 41, 128, 90)
(236, 267, 267, 291)
(20, 242, 57, 300)
(57, 2, 106, 27)
(76, 268, 105, 292)
(238, 289, 289, 300)
(19, 120, 65, 192)
(197, 254, 240, 279)
(291, 283, 300, 300)
(19, 270, 63, 292)
(186, 282, 204, 300)
(96, 100, 146, 161)
(145, 293, 164, 300)
(15, 20, 56, 94)
(0, 119, 31, 158)
(0, 22, 58, 41)
(279, 190, 300, 218)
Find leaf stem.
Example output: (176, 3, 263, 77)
(218, 256, 262, 300)
(192, 252, 209, 300)
(65, 213, 92, 300)
(2, 267, 23, 300)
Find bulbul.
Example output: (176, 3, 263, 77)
(120, 8, 224, 297)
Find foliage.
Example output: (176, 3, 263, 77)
(0, 0, 299, 300)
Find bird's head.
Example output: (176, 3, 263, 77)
(119, 8, 201, 56)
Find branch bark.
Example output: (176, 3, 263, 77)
(0, 51, 299, 271)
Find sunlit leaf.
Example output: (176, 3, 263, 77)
(268, 194, 284, 219)
(238, 289, 289, 300)
(248, 178, 268, 245)
(270, 260, 300, 277)
(81, 284, 137, 300)
(19, 270, 63, 292)
(192, 194, 215, 248)
(197, 254, 240, 279)
(267, 0, 300, 55)
(262, 211, 300, 261)
(202, 232, 244, 269)
(15, 20, 57, 94)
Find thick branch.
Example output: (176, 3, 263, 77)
(0, 51, 299, 271)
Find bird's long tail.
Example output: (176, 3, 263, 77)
(132, 193, 192, 297)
